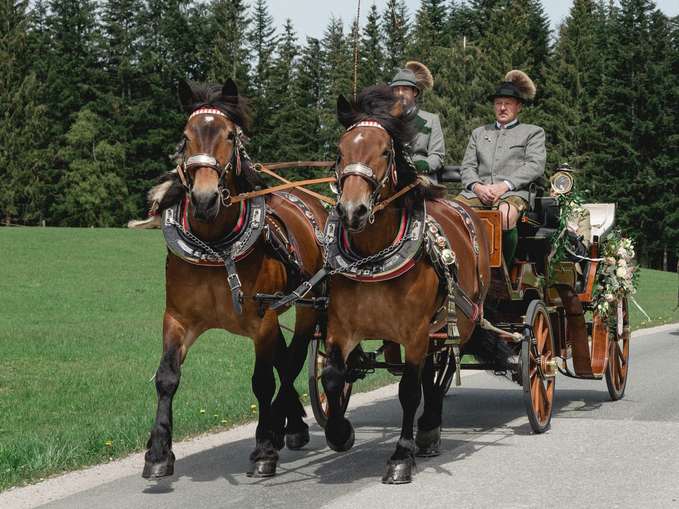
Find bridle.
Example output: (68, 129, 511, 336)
(334, 120, 398, 221)
(174, 107, 245, 206)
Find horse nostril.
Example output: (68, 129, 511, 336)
(207, 192, 219, 209)
(354, 204, 368, 220)
(336, 203, 347, 219)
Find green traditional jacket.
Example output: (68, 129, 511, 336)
(410, 109, 445, 173)
(459, 120, 546, 202)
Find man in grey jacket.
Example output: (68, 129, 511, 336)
(457, 70, 546, 266)
(389, 61, 445, 174)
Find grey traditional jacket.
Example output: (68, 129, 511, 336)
(459, 121, 546, 202)
(410, 109, 445, 173)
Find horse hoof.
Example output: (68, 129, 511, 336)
(286, 428, 310, 450)
(142, 451, 175, 479)
(415, 426, 441, 457)
(326, 420, 355, 452)
(246, 458, 277, 478)
(382, 458, 415, 484)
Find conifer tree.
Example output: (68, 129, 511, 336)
(319, 16, 352, 157)
(248, 0, 277, 145)
(359, 4, 384, 88)
(0, 0, 49, 224)
(210, 0, 251, 89)
(382, 0, 410, 77)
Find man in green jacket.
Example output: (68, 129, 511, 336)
(389, 61, 445, 174)
(457, 69, 546, 266)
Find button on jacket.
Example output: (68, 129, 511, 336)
(459, 122, 546, 202)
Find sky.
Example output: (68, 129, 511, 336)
(268, 0, 679, 40)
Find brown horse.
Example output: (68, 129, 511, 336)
(320, 86, 490, 483)
(143, 79, 327, 479)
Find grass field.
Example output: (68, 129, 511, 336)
(1, 227, 677, 491)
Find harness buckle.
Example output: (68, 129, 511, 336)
(219, 187, 232, 206)
(292, 281, 313, 299)
(227, 272, 242, 291)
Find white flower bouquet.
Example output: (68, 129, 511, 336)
(592, 231, 639, 325)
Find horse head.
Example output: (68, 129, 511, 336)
(177, 79, 250, 223)
(334, 86, 413, 232)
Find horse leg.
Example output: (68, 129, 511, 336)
(383, 338, 426, 484)
(248, 328, 282, 477)
(282, 308, 318, 449)
(143, 313, 190, 479)
(321, 338, 355, 452)
(271, 325, 311, 450)
(415, 353, 443, 457)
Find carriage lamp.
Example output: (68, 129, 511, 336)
(550, 170, 574, 195)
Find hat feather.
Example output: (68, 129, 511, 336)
(405, 61, 433, 91)
(504, 69, 536, 101)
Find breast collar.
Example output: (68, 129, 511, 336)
(162, 194, 266, 266)
(323, 202, 426, 282)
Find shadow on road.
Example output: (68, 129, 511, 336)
(141, 380, 617, 493)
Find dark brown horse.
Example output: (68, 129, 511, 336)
(321, 86, 490, 483)
(143, 79, 327, 479)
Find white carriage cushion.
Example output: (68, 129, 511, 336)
(582, 203, 616, 243)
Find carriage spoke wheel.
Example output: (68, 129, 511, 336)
(605, 297, 630, 401)
(521, 300, 556, 434)
(308, 338, 352, 429)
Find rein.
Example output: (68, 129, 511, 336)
(177, 108, 338, 206)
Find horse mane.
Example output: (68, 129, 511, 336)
(337, 85, 446, 209)
(154, 80, 264, 212)
(180, 81, 252, 132)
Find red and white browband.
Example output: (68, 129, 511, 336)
(189, 108, 229, 120)
(346, 120, 387, 132)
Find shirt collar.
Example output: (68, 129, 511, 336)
(495, 118, 519, 130)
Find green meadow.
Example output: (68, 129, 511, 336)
(0, 227, 677, 491)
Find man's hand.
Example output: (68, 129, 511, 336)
(473, 182, 510, 205)
(488, 182, 510, 202)
(472, 183, 496, 205)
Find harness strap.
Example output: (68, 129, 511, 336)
(265, 213, 303, 289)
(261, 161, 334, 170)
(226, 176, 336, 205)
(371, 180, 421, 215)
(256, 164, 336, 205)
(223, 253, 243, 314)
(271, 267, 330, 310)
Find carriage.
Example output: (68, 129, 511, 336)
(306, 165, 630, 434)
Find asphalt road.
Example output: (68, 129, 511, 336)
(4, 324, 679, 509)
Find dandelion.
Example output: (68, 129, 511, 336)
(250, 404, 257, 413)
(199, 409, 206, 414)
(221, 419, 228, 425)
(104, 440, 113, 448)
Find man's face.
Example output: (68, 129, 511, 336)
(393, 85, 418, 109)
(494, 97, 522, 125)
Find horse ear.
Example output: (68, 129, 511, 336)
(337, 95, 354, 128)
(178, 79, 194, 111)
(222, 78, 239, 104)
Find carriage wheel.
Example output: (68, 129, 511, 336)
(432, 345, 456, 396)
(605, 297, 630, 401)
(308, 338, 352, 429)
(521, 300, 556, 434)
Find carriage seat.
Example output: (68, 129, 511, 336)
(581, 203, 615, 243)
